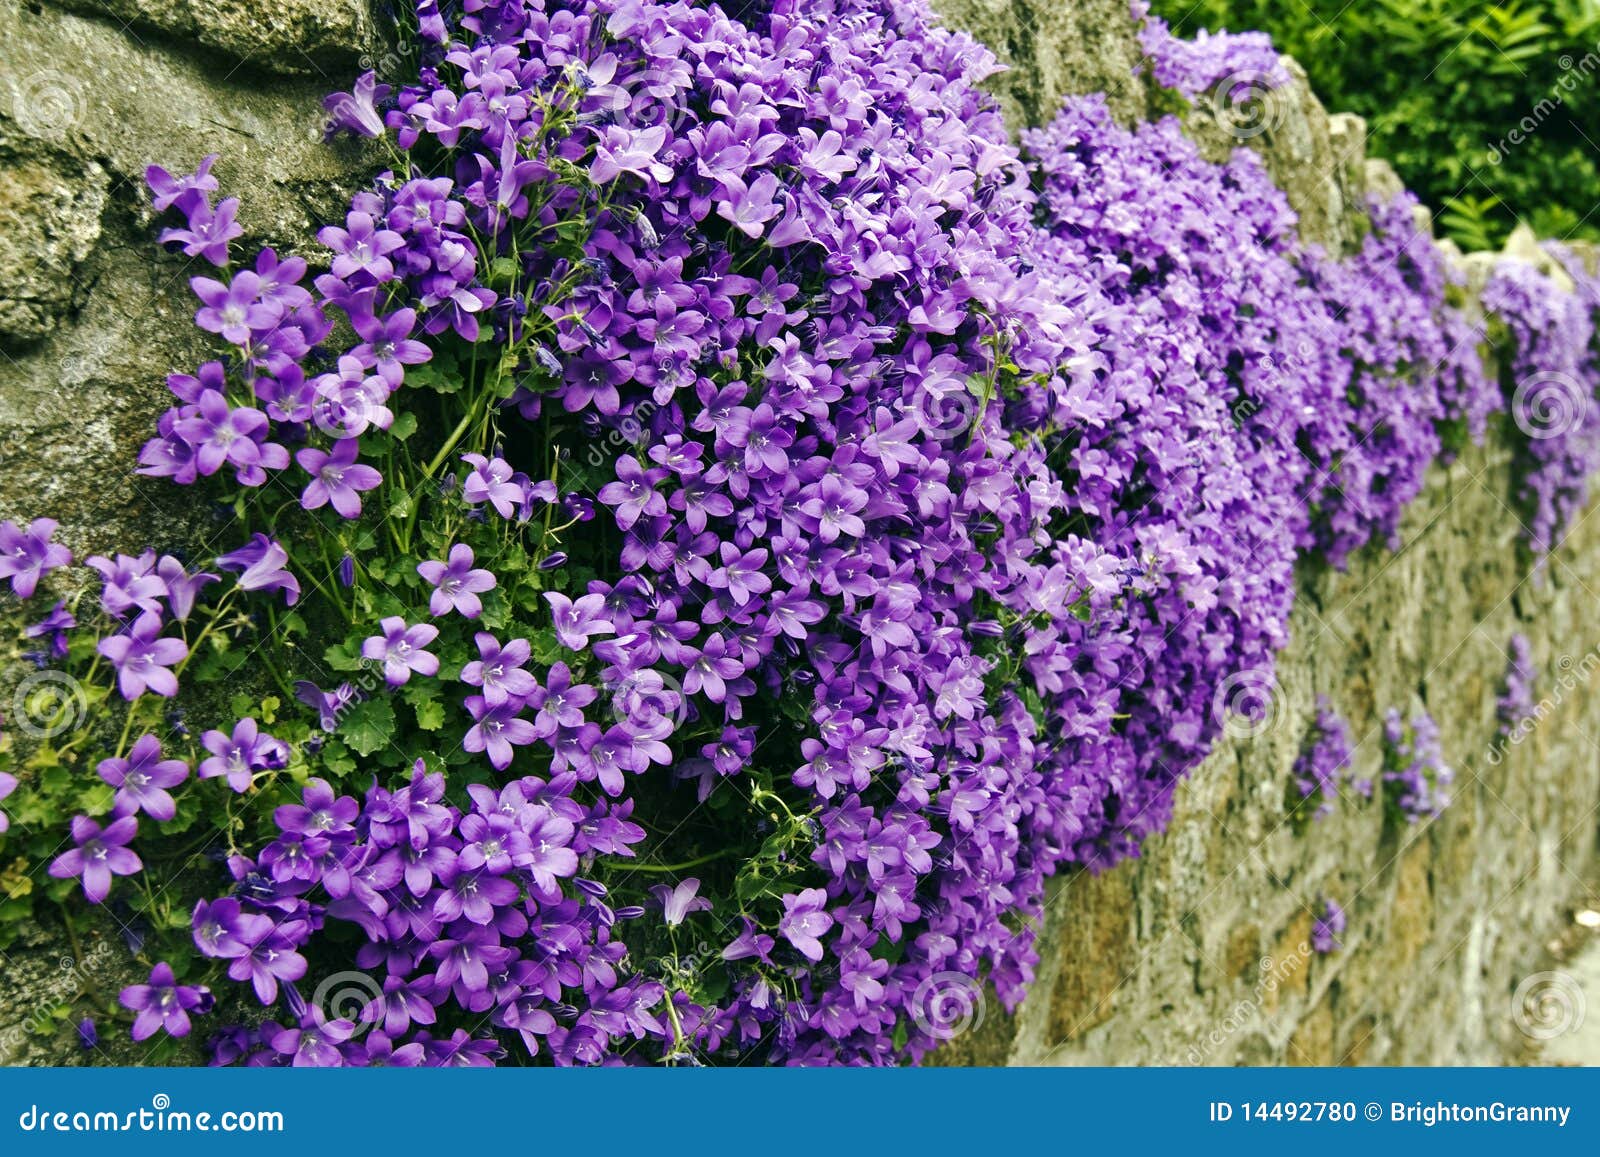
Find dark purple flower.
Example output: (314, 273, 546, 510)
(296, 439, 383, 519)
(23, 600, 75, 659)
(49, 815, 142, 904)
(120, 961, 210, 1040)
(0, 518, 72, 599)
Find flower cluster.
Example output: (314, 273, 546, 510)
(1311, 898, 1345, 954)
(1131, 0, 1288, 100)
(2, 0, 1598, 1066)
(1483, 252, 1600, 559)
(1498, 633, 1537, 736)
(1290, 699, 1353, 825)
(1381, 709, 1454, 823)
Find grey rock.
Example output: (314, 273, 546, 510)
(53, 0, 372, 75)
(0, 150, 108, 346)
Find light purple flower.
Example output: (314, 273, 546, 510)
(98, 734, 189, 821)
(216, 534, 301, 606)
(417, 544, 496, 618)
(362, 617, 440, 686)
(543, 591, 614, 651)
(96, 610, 186, 700)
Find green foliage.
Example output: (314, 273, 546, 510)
(1150, 0, 1600, 248)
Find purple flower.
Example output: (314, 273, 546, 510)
(460, 633, 537, 706)
(0, 772, 17, 835)
(120, 962, 210, 1040)
(86, 550, 167, 618)
(49, 815, 142, 904)
(191, 271, 282, 346)
(159, 198, 242, 266)
(192, 896, 271, 960)
(98, 734, 189, 821)
(462, 696, 536, 771)
(77, 1018, 97, 1050)
(145, 153, 218, 215)
(350, 307, 431, 387)
(417, 544, 496, 618)
(198, 718, 287, 793)
(323, 72, 390, 139)
(96, 610, 186, 700)
(362, 617, 440, 686)
(543, 591, 614, 652)
(174, 390, 286, 485)
(1312, 899, 1346, 954)
(156, 555, 218, 621)
(0, 518, 72, 599)
(649, 878, 711, 927)
(296, 439, 383, 519)
(778, 888, 834, 963)
(216, 534, 301, 606)
(22, 601, 75, 659)
(461, 453, 525, 518)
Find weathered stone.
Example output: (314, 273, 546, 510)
(1046, 868, 1136, 1043)
(1286, 995, 1334, 1065)
(0, 151, 107, 346)
(52, 0, 371, 74)
(936, 0, 1148, 131)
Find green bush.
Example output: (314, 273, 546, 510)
(1149, 0, 1600, 248)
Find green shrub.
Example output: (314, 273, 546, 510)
(1149, 0, 1600, 248)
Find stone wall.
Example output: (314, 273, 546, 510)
(1, 0, 1597, 1066)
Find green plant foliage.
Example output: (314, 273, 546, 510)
(1150, 0, 1600, 248)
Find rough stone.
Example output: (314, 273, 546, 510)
(0, 151, 107, 346)
(52, 0, 372, 75)
(936, 0, 1148, 131)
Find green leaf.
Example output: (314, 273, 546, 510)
(339, 698, 397, 758)
(390, 411, 420, 443)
